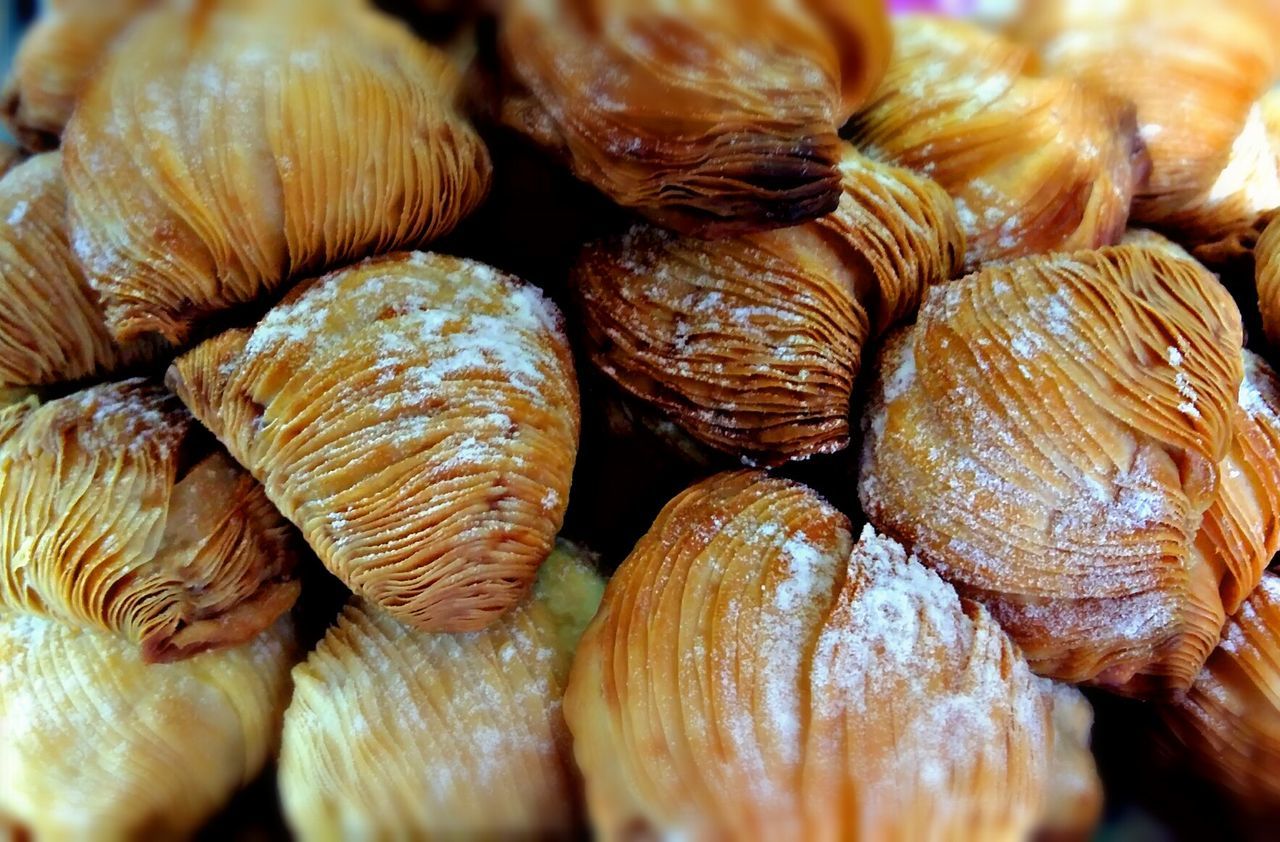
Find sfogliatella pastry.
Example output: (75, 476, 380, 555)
(1159, 571, 1280, 806)
(0, 0, 153, 151)
(498, 0, 890, 235)
(859, 240, 1274, 696)
(1041, 683, 1105, 839)
(0, 379, 300, 661)
(64, 0, 491, 346)
(1255, 211, 1280, 347)
(847, 15, 1146, 270)
(565, 471, 1054, 840)
(1007, 0, 1278, 236)
(574, 146, 963, 465)
(280, 541, 604, 840)
(167, 251, 578, 633)
(0, 613, 296, 840)
(0, 151, 156, 387)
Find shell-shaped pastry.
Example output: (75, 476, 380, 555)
(573, 147, 963, 465)
(0, 151, 156, 387)
(0, 379, 300, 662)
(279, 541, 605, 840)
(1159, 572, 1280, 805)
(564, 471, 1053, 840)
(846, 16, 1146, 270)
(860, 241, 1248, 696)
(1008, 0, 1277, 230)
(1256, 211, 1280, 347)
(0, 613, 296, 840)
(167, 251, 578, 633)
(1040, 683, 1104, 839)
(0, 0, 153, 151)
(498, 0, 890, 235)
(63, 0, 492, 346)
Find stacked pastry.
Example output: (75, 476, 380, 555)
(2, 0, 1280, 838)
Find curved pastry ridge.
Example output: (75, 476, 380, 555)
(860, 241, 1247, 694)
(0, 379, 299, 661)
(168, 251, 579, 632)
(574, 146, 963, 464)
(1256, 211, 1280, 347)
(279, 541, 604, 840)
(565, 472, 1053, 839)
(0, 613, 296, 840)
(63, 0, 491, 345)
(498, 0, 890, 235)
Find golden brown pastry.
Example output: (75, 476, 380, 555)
(498, 0, 890, 235)
(1257, 211, 1280, 347)
(0, 151, 156, 387)
(0, 0, 154, 151)
(1159, 571, 1280, 806)
(0, 142, 23, 177)
(1008, 0, 1278, 235)
(279, 540, 604, 840)
(0, 379, 299, 662)
(0, 613, 296, 840)
(574, 146, 963, 465)
(63, 0, 492, 346)
(847, 15, 1146, 270)
(860, 240, 1259, 696)
(167, 251, 578, 633)
(1040, 683, 1104, 839)
(565, 471, 1054, 840)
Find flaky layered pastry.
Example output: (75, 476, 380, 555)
(0, 613, 296, 840)
(498, 0, 890, 235)
(63, 0, 492, 346)
(1008, 0, 1278, 234)
(167, 251, 578, 633)
(1160, 572, 1280, 806)
(1256, 211, 1280, 347)
(0, 152, 156, 387)
(565, 471, 1055, 840)
(574, 147, 963, 465)
(280, 541, 604, 840)
(860, 241, 1258, 696)
(847, 16, 1145, 269)
(0, 0, 153, 151)
(0, 380, 299, 662)
(1040, 683, 1104, 839)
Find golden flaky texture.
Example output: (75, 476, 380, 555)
(1257, 211, 1280, 347)
(63, 0, 492, 347)
(1009, 0, 1277, 234)
(168, 252, 579, 633)
(1040, 683, 1104, 839)
(0, 152, 156, 387)
(1160, 572, 1280, 805)
(860, 242, 1249, 696)
(847, 16, 1145, 270)
(565, 472, 1053, 841)
(0, 613, 296, 840)
(0, 380, 300, 662)
(499, 0, 890, 235)
(280, 541, 605, 840)
(0, 0, 154, 151)
(574, 148, 963, 465)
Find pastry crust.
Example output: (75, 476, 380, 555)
(498, 0, 890, 235)
(63, 0, 491, 346)
(0, 613, 296, 840)
(167, 251, 579, 633)
(0, 379, 300, 661)
(279, 541, 604, 840)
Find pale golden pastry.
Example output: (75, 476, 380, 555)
(0, 151, 156, 387)
(847, 16, 1146, 270)
(498, 0, 890, 235)
(1256, 210, 1280, 347)
(574, 147, 963, 465)
(0, 613, 296, 841)
(860, 241, 1257, 696)
(1039, 683, 1104, 839)
(1159, 571, 1280, 805)
(0, 0, 154, 151)
(63, 0, 492, 346)
(167, 251, 578, 633)
(279, 541, 604, 840)
(565, 471, 1054, 840)
(1008, 0, 1278, 233)
(0, 142, 22, 177)
(0, 379, 300, 662)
